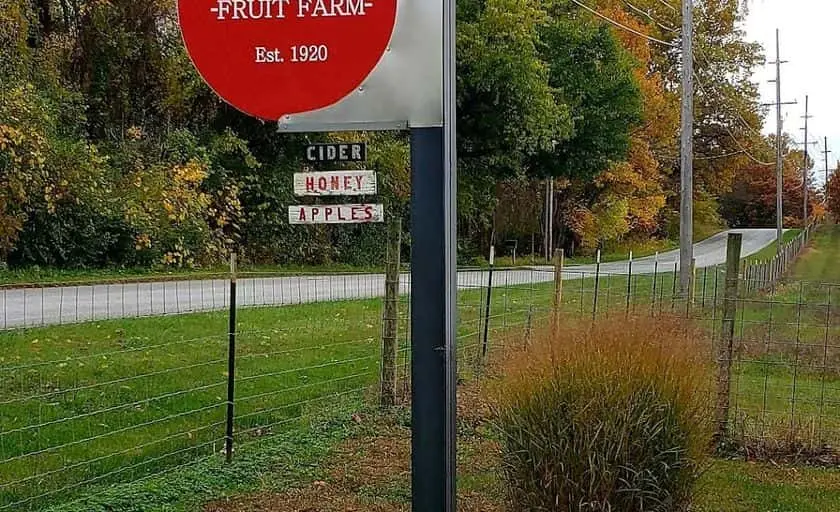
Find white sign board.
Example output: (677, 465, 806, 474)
(294, 171, 377, 197)
(289, 204, 384, 224)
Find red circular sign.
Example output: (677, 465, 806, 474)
(178, 0, 398, 121)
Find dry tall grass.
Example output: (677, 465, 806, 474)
(492, 316, 715, 511)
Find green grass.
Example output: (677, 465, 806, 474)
(0, 263, 387, 287)
(485, 239, 679, 268)
(42, 404, 378, 512)
(0, 300, 385, 510)
(695, 459, 840, 512)
(790, 225, 840, 282)
(747, 229, 802, 262)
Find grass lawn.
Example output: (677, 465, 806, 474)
(790, 225, 840, 282)
(695, 459, 840, 512)
(747, 229, 802, 262)
(0, 263, 389, 287)
(491, 237, 679, 267)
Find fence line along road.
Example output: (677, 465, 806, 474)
(0, 229, 781, 329)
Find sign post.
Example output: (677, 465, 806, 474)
(410, 1, 457, 509)
(177, 0, 456, 508)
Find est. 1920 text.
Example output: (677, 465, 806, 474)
(255, 45, 329, 63)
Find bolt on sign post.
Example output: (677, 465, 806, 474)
(177, 1, 456, 510)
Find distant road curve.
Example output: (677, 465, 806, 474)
(0, 229, 779, 329)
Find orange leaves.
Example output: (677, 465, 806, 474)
(825, 168, 840, 220)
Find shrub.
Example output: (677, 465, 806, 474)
(493, 317, 714, 511)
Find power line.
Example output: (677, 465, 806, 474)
(693, 73, 774, 166)
(569, 0, 679, 48)
(695, 149, 747, 161)
(693, 50, 768, 139)
(621, 0, 679, 33)
(654, 0, 678, 13)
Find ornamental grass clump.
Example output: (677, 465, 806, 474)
(494, 316, 714, 511)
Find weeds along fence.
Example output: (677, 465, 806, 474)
(0, 227, 825, 509)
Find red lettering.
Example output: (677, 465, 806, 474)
(338, 207, 348, 221)
(344, 176, 353, 190)
(325, 207, 334, 220)
(330, 176, 340, 190)
(311, 207, 320, 220)
(318, 177, 327, 191)
(305, 176, 315, 192)
(351, 206, 364, 221)
(364, 205, 374, 220)
(298, 207, 306, 221)
(355, 176, 364, 190)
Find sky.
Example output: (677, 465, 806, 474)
(743, 0, 839, 186)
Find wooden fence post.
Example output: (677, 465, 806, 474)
(716, 233, 742, 445)
(380, 219, 401, 408)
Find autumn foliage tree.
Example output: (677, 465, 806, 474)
(825, 165, 840, 221)
(720, 143, 821, 228)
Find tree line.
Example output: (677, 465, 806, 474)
(0, 0, 821, 270)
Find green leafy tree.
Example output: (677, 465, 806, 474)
(534, 1, 643, 181)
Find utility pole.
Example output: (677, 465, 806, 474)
(766, 29, 796, 253)
(822, 137, 831, 203)
(800, 95, 813, 222)
(679, 0, 694, 295)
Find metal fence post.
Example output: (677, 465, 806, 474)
(651, 253, 659, 316)
(381, 220, 401, 408)
(626, 251, 633, 317)
(716, 233, 742, 445)
(686, 258, 696, 317)
(481, 246, 495, 360)
(553, 249, 564, 332)
(225, 252, 238, 463)
(592, 249, 601, 322)
(671, 261, 678, 312)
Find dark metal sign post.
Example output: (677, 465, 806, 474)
(410, 127, 456, 511)
(410, 1, 458, 509)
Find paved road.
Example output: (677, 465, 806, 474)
(544, 228, 782, 276)
(0, 229, 779, 329)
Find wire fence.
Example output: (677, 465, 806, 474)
(0, 262, 559, 510)
(0, 226, 831, 509)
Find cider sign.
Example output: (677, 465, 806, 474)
(178, 0, 398, 121)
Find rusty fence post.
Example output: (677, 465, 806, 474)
(380, 220, 401, 408)
(716, 233, 742, 445)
